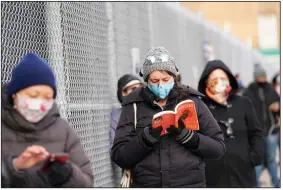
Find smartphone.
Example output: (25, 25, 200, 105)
(41, 153, 69, 172)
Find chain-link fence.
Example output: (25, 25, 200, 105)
(1, 1, 277, 187)
(2, 1, 115, 187)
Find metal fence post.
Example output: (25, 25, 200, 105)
(45, 2, 68, 118)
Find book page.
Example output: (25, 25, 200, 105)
(152, 112, 175, 136)
(175, 100, 199, 130)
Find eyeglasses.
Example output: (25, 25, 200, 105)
(218, 119, 235, 139)
(144, 54, 170, 65)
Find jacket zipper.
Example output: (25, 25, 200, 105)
(153, 100, 164, 111)
(153, 100, 164, 149)
(153, 100, 166, 183)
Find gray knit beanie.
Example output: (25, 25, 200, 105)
(254, 63, 266, 78)
(140, 47, 178, 80)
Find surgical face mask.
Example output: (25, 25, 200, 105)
(208, 79, 230, 94)
(276, 76, 280, 84)
(14, 94, 54, 123)
(147, 81, 175, 99)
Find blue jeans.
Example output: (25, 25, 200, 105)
(255, 134, 280, 187)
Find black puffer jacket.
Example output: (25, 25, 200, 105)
(198, 60, 264, 187)
(111, 85, 225, 187)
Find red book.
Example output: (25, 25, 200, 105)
(41, 153, 69, 172)
(152, 99, 199, 136)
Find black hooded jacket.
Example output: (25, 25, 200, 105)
(111, 85, 225, 187)
(117, 74, 141, 103)
(198, 60, 264, 187)
(244, 81, 280, 136)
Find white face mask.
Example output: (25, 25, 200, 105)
(14, 94, 54, 123)
(208, 79, 230, 94)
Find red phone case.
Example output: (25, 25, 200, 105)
(41, 153, 69, 172)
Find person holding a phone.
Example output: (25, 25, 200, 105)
(111, 47, 226, 187)
(1, 52, 93, 187)
(197, 60, 264, 187)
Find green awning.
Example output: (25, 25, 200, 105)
(259, 48, 280, 56)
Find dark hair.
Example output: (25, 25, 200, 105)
(173, 79, 190, 101)
(176, 74, 181, 83)
(145, 70, 178, 82)
(272, 72, 280, 85)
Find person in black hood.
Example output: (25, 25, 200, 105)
(109, 74, 142, 149)
(111, 47, 225, 187)
(109, 74, 142, 186)
(198, 60, 264, 188)
(243, 64, 280, 187)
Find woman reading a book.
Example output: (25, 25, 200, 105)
(111, 47, 226, 187)
(197, 60, 264, 187)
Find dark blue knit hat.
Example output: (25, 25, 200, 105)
(7, 52, 57, 98)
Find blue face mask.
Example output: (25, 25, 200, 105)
(147, 81, 175, 99)
(276, 76, 280, 84)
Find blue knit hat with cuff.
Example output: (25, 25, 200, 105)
(7, 52, 57, 98)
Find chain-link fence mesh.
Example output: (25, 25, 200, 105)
(1, 2, 48, 84)
(1, 1, 276, 187)
(2, 1, 115, 187)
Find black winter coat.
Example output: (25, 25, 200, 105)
(244, 82, 280, 136)
(198, 60, 264, 188)
(111, 85, 226, 187)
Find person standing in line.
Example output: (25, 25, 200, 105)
(111, 47, 226, 187)
(271, 72, 280, 151)
(109, 74, 142, 149)
(244, 64, 280, 187)
(109, 74, 142, 187)
(1, 52, 93, 187)
(197, 60, 264, 187)
(272, 72, 280, 96)
(234, 73, 245, 96)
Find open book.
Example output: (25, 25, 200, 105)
(152, 99, 199, 136)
